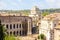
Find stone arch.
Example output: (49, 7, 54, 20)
(10, 24, 12, 29)
(17, 31, 18, 35)
(13, 31, 15, 36)
(19, 31, 21, 36)
(10, 31, 12, 35)
(6, 24, 8, 29)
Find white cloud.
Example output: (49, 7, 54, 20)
(45, 0, 56, 5)
(17, 0, 23, 2)
(46, 0, 55, 3)
(55, 1, 60, 8)
(0, 0, 24, 10)
(0, 1, 6, 6)
(0, 0, 60, 9)
(9, 0, 23, 6)
(45, 0, 60, 8)
(0, 1, 7, 9)
(10, 2, 18, 6)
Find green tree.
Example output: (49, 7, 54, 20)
(0, 20, 16, 40)
(42, 12, 49, 16)
(38, 34, 46, 40)
(5, 35, 16, 40)
(0, 20, 5, 40)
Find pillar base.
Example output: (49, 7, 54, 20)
(27, 33, 31, 36)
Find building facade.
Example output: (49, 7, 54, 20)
(54, 25, 60, 40)
(39, 13, 60, 40)
(29, 6, 41, 27)
(0, 15, 32, 36)
(29, 6, 41, 34)
(39, 19, 56, 40)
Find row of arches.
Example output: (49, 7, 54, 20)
(7, 31, 22, 36)
(6, 30, 28, 36)
(6, 24, 21, 29)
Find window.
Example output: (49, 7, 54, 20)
(19, 24, 21, 28)
(10, 24, 12, 29)
(6, 24, 8, 29)
(17, 24, 18, 28)
(10, 31, 12, 35)
(20, 31, 21, 36)
(13, 24, 15, 29)
(17, 31, 18, 35)
(13, 31, 15, 35)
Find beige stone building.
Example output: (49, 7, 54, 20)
(0, 15, 32, 36)
(29, 6, 41, 34)
(39, 13, 60, 40)
(54, 25, 60, 40)
(54, 20, 60, 40)
(29, 6, 41, 27)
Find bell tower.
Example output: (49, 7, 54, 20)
(30, 6, 40, 15)
(29, 6, 41, 33)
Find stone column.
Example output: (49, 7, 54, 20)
(8, 24, 10, 29)
(15, 24, 17, 36)
(27, 19, 32, 35)
(18, 24, 20, 36)
(8, 24, 10, 36)
(21, 24, 22, 36)
(9, 31, 10, 36)
(12, 24, 13, 30)
(12, 31, 13, 35)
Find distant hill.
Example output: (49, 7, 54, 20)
(0, 10, 30, 16)
(41, 8, 60, 13)
(0, 10, 30, 13)
(0, 8, 60, 15)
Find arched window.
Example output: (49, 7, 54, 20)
(6, 24, 8, 29)
(17, 31, 18, 35)
(19, 24, 21, 28)
(10, 24, 12, 29)
(13, 24, 15, 29)
(17, 24, 18, 28)
(13, 31, 15, 35)
(10, 31, 12, 35)
(20, 31, 21, 36)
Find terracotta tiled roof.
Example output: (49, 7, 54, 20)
(43, 13, 60, 21)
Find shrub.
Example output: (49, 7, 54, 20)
(38, 34, 46, 40)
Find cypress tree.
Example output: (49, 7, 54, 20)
(0, 20, 5, 40)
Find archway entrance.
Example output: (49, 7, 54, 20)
(22, 22, 28, 36)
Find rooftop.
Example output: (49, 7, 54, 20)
(54, 25, 60, 29)
(43, 13, 60, 21)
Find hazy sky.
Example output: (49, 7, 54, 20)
(0, 0, 60, 10)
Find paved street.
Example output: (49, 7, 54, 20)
(16, 34, 38, 40)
